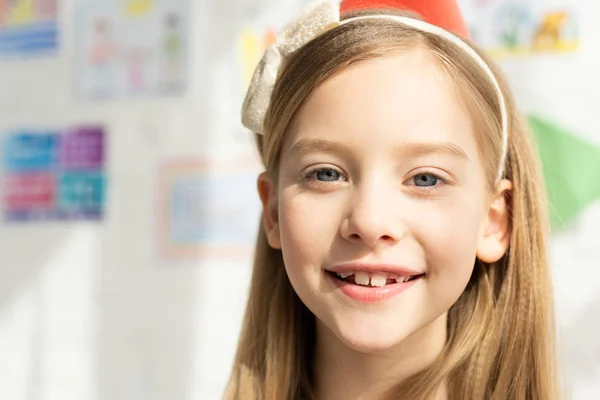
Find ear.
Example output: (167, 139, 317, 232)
(476, 179, 512, 263)
(257, 172, 281, 249)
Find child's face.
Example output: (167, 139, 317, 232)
(260, 49, 509, 352)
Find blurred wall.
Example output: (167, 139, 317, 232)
(0, 0, 213, 399)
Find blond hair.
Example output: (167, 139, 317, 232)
(225, 11, 560, 400)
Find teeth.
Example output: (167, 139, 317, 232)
(354, 271, 370, 286)
(370, 273, 387, 287)
(336, 271, 418, 286)
(337, 271, 353, 279)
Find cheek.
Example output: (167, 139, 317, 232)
(277, 192, 341, 278)
(411, 195, 485, 295)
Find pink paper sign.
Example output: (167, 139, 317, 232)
(3, 173, 54, 210)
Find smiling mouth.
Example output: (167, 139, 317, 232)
(326, 270, 425, 287)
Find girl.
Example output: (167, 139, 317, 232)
(226, 0, 560, 398)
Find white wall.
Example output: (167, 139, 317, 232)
(0, 0, 598, 400)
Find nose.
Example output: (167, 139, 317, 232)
(339, 182, 405, 248)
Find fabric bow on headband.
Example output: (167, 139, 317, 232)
(241, 0, 340, 135)
(241, 0, 508, 180)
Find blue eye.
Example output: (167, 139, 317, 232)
(413, 173, 440, 187)
(314, 168, 342, 182)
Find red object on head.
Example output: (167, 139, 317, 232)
(339, 0, 471, 39)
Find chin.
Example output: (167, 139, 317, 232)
(333, 318, 415, 353)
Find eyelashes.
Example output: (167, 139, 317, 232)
(406, 172, 447, 189)
(299, 166, 450, 192)
(302, 167, 346, 183)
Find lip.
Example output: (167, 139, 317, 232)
(326, 263, 424, 277)
(326, 272, 422, 303)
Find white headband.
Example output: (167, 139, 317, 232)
(241, 0, 508, 180)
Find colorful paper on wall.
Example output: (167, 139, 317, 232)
(1, 126, 107, 222)
(528, 115, 600, 229)
(459, 0, 581, 59)
(75, 0, 189, 99)
(0, 0, 59, 60)
(157, 158, 262, 261)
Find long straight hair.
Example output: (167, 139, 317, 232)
(225, 11, 560, 400)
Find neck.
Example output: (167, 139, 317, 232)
(313, 313, 448, 400)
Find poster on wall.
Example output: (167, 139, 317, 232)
(75, 0, 189, 99)
(458, 0, 581, 59)
(156, 157, 262, 261)
(0, 0, 59, 60)
(1, 126, 106, 222)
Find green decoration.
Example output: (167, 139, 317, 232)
(527, 114, 600, 230)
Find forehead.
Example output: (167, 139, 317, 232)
(284, 49, 478, 158)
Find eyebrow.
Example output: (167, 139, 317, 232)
(399, 142, 470, 161)
(289, 138, 469, 161)
(289, 138, 351, 157)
